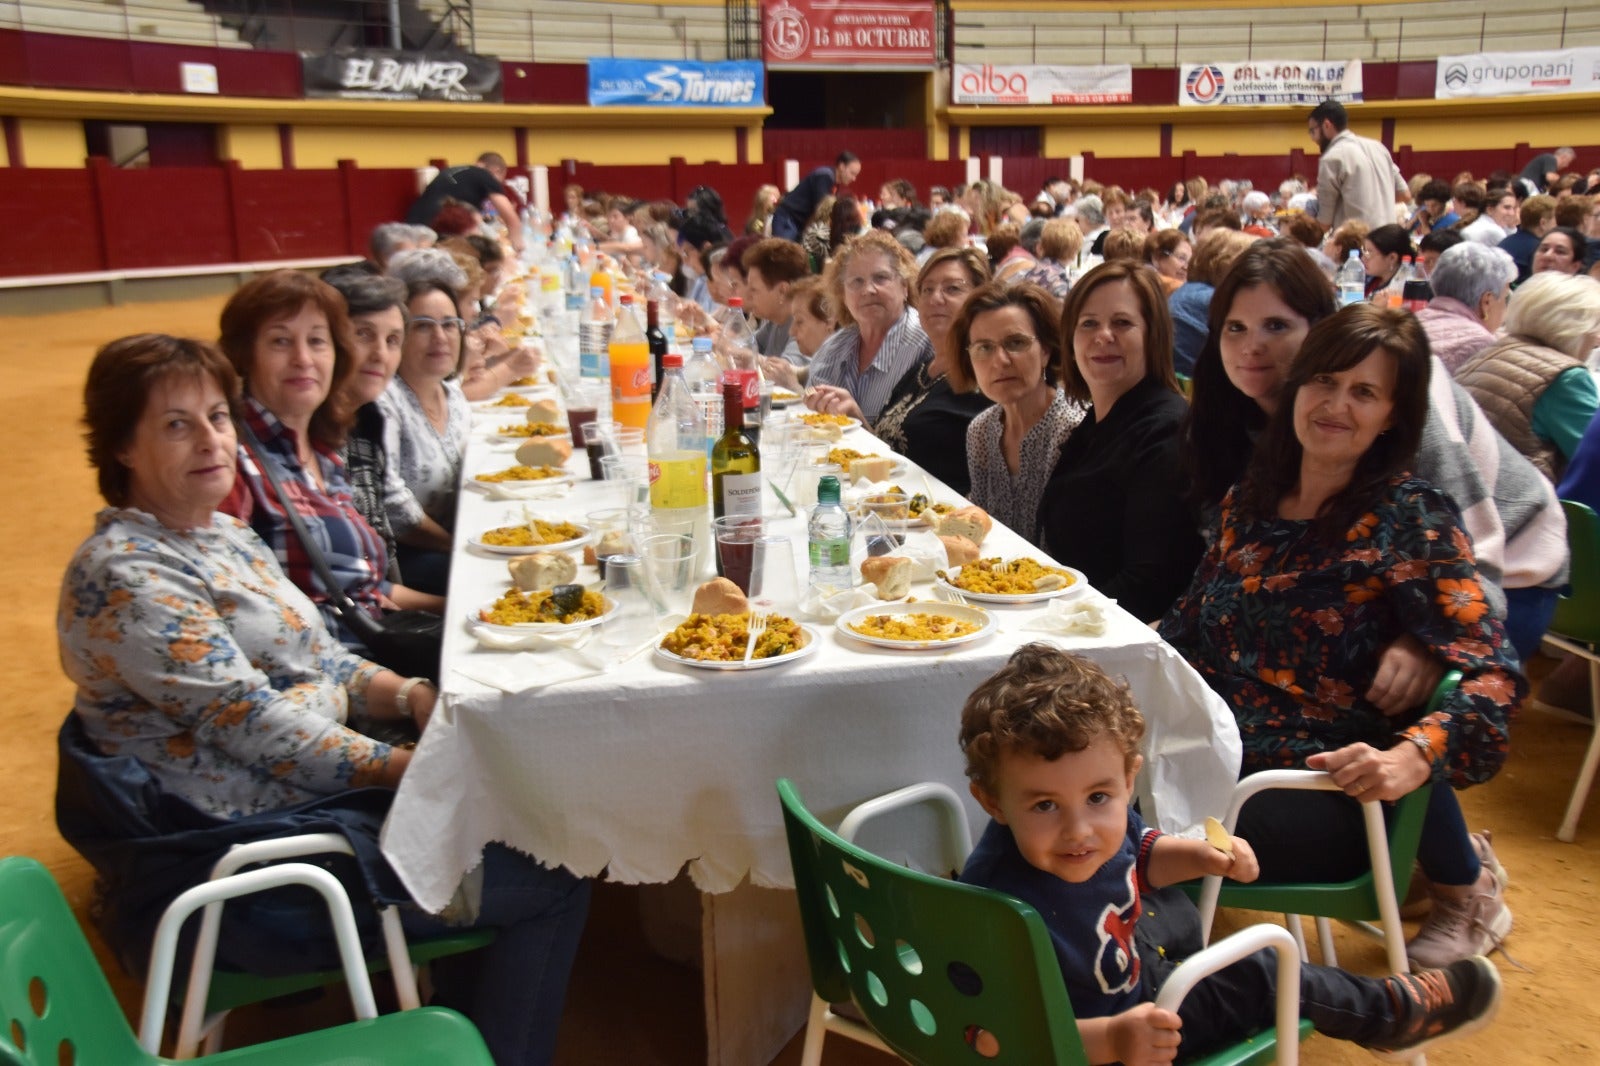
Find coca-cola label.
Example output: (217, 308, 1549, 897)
(733, 369, 760, 408)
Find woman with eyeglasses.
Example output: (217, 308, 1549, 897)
(958, 281, 1085, 544)
(374, 280, 473, 595)
(1036, 261, 1202, 621)
(218, 271, 442, 647)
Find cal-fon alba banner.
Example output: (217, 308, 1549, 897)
(951, 63, 1133, 105)
(1435, 47, 1600, 98)
(1178, 59, 1362, 106)
(763, 0, 935, 68)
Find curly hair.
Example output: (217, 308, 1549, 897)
(959, 644, 1145, 796)
(822, 229, 918, 330)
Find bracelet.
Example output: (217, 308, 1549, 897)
(395, 676, 428, 719)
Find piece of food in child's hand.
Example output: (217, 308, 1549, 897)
(1204, 816, 1234, 860)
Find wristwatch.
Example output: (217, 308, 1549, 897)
(396, 676, 428, 719)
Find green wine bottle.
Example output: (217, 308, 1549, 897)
(712, 379, 762, 520)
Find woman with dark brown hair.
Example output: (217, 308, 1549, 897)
(1036, 260, 1201, 621)
(1143, 229, 1193, 293)
(217, 270, 441, 643)
(959, 280, 1084, 543)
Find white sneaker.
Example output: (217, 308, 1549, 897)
(1405, 834, 1512, 970)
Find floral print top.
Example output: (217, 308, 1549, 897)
(377, 376, 470, 534)
(1157, 476, 1523, 788)
(58, 508, 393, 819)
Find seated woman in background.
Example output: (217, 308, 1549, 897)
(1530, 226, 1588, 278)
(1454, 271, 1600, 482)
(743, 237, 810, 366)
(960, 281, 1083, 543)
(1168, 228, 1257, 375)
(377, 280, 474, 595)
(59, 333, 589, 1065)
(870, 248, 995, 496)
(218, 271, 440, 646)
(1159, 304, 1524, 968)
(1020, 217, 1081, 299)
(1362, 223, 1414, 300)
(1416, 242, 1515, 373)
(1144, 229, 1192, 293)
(1037, 260, 1200, 621)
(763, 277, 837, 395)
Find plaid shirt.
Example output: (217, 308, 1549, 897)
(221, 397, 390, 643)
(807, 306, 932, 422)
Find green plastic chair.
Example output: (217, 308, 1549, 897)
(169, 834, 495, 1057)
(1539, 499, 1600, 841)
(1187, 671, 1463, 976)
(0, 855, 493, 1065)
(777, 779, 1310, 1066)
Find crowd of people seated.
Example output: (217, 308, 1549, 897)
(50, 131, 1600, 1063)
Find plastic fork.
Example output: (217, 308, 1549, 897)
(743, 611, 769, 664)
(933, 583, 971, 609)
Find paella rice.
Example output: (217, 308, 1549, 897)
(495, 422, 567, 438)
(486, 394, 533, 407)
(847, 612, 981, 642)
(660, 613, 807, 662)
(480, 519, 586, 546)
(800, 412, 854, 427)
(474, 464, 566, 483)
(481, 587, 608, 625)
(939, 557, 1075, 595)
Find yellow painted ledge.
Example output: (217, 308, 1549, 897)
(946, 93, 1600, 126)
(0, 87, 770, 127)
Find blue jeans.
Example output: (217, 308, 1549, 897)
(395, 543, 452, 596)
(1503, 584, 1559, 665)
(1236, 780, 1479, 888)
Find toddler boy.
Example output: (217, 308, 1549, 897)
(957, 644, 1500, 1064)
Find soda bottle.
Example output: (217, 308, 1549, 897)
(719, 297, 766, 448)
(1382, 257, 1415, 310)
(683, 336, 724, 463)
(647, 352, 710, 556)
(646, 290, 670, 403)
(807, 476, 853, 590)
(650, 272, 678, 350)
(609, 294, 652, 430)
(579, 285, 612, 380)
(1337, 249, 1365, 308)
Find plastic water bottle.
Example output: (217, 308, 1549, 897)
(579, 285, 612, 380)
(683, 336, 723, 463)
(650, 271, 678, 350)
(1337, 249, 1365, 308)
(1383, 257, 1416, 310)
(563, 254, 586, 313)
(808, 475, 853, 591)
(719, 297, 766, 448)
(647, 352, 710, 556)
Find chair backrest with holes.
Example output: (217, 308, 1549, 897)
(777, 780, 1089, 1065)
(0, 857, 149, 1065)
(1552, 500, 1600, 645)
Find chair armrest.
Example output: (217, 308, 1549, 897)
(207, 832, 355, 880)
(835, 782, 974, 874)
(140, 863, 379, 1054)
(1152, 923, 1301, 1066)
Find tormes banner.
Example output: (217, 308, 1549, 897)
(951, 63, 1132, 105)
(1435, 47, 1600, 98)
(763, 0, 935, 68)
(302, 49, 501, 102)
(588, 59, 764, 107)
(1178, 59, 1362, 106)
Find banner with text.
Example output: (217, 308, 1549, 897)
(1435, 47, 1600, 98)
(588, 59, 764, 107)
(763, 0, 935, 68)
(1178, 59, 1362, 106)
(302, 49, 501, 102)
(951, 63, 1132, 105)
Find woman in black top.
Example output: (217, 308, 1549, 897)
(872, 248, 995, 495)
(1037, 261, 1201, 621)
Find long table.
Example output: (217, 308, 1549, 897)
(382, 395, 1242, 1064)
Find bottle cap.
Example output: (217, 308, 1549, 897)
(663, 353, 684, 368)
(729, 297, 743, 308)
(620, 293, 634, 304)
(817, 475, 841, 504)
(692, 336, 714, 352)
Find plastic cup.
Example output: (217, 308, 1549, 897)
(713, 514, 766, 593)
(581, 419, 624, 480)
(637, 532, 700, 616)
(748, 534, 800, 612)
(859, 491, 911, 524)
(600, 454, 650, 507)
(586, 507, 634, 579)
(600, 554, 655, 650)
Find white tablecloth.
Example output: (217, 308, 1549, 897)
(383, 401, 1242, 912)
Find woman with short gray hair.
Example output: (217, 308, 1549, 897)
(1419, 243, 1517, 373)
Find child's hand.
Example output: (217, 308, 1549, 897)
(1109, 1003, 1182, 1065)
(1225, 835, 1260, 883)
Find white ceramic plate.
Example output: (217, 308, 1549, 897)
(835, 602, 996, 650)
(471, 398, 543, 416)
(853, 501, 957, 530)
(469, 469, 576, 489)
(654, 623, 821, 671)
(795, 414, 862, 434)
(468, 521, 592, 556)
(484, 430, 570, 446)
(474, 594, 616, 634)
(935, 563, 1088, 605)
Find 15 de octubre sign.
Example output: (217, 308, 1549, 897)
(763, 0, 935, 68)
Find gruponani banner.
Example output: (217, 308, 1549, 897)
(1435, 47, 1600, 98)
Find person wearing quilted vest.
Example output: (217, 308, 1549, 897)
(1453, 272, 1600, 482)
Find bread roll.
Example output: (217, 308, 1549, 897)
(515, 436, 573, 467)
(939, 534, 981, 566)
(860, 556, 912, 600)
(692, 577, 749, 616)
(936, 506, 992, 546)
(508, 551, 577, 591)
(851, 456, 895, 484)
(801, 424, 843, 443)
(526, 398, 562, 424)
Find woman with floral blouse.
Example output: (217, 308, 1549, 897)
(58, 333, 587, 1065)
(1159, 304, 1525, 971)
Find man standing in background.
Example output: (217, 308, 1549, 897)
(406, 151, 524, 254)
(1307, 99, 1410, 230)
(770, 151, 860, 241)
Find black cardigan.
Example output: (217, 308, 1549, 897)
(1036, 376, 1202, 622)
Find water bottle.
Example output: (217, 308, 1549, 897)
(808, 475, 853, 591)
(719, 297, 766, 448)
(1337, 249, 1365, 308)
(650, 271, 678, 350)
(683, 336, 723, 463)
(1384, 257, 1416, 310)
(647, 352, 710, 556)
(579, 285, 612, 380)
(563, 254, 586, 313)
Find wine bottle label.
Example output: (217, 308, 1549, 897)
(720, 472, 762, 516)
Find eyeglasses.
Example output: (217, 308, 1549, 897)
(967, 334, 1039, 359)
(918, 281, 972, 301)
(845, 270, 901, 292)
(408, 315, 464, 335)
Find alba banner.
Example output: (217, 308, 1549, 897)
(1178, 59, 1362, 106)
(951, 63, 1133, 105)
(1435, 47, 1600, 98)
